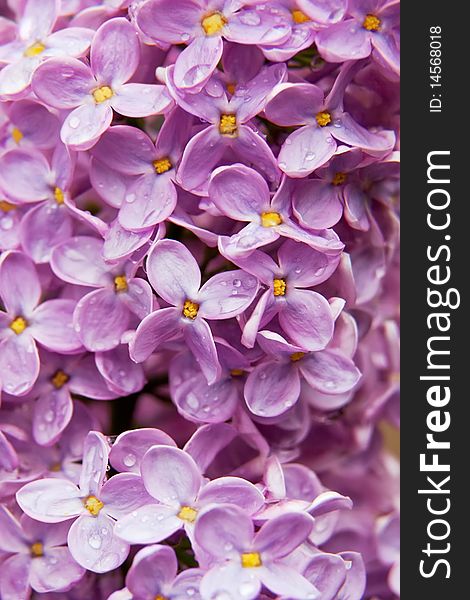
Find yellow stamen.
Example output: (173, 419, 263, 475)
(291, 9, 310, 24)
(230, 369, 245, 377)
(219, 114, 238, 137)
(49, 462, 62, 472)
(51, 370, 69, 389)
(260, 211, 282, 228)
(155, 596, 167, 600)
(54, 187, 65, 205)
(11, 127, 23, 144)
(84, 495, 104, 516)
(226, 82, 236, 95)
(0, 200, 15, 212)
(182, 300, 199, 320)
(273, 278, 287, 297)
(363, 14, 381, 31)
(290, 352, 306, 362)
(114, 275, 128, 292)
(316, 111, 332, 127)
(92, 86, 114, 104)
(178, 505, 198, 523)
(153, 157, 172, 174)
(332, 172, 347, 186)
(201, 12, 227, 36)
(10, 316, 27, 335)
(241, 552, 262, 568)
(31, 542, 44, 557)
(24, 42, 45, 57)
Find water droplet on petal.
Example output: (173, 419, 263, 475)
(69, 117, 80, 129)
(123, 454, 136, 467)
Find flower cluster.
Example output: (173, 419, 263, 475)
(0, 0, 399, 598)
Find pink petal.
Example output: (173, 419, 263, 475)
(101, 473, 153, 520)
(0, 148, 50, 203)
(176, 125, 227, 194)
(30, 299, 82, 353)
(91, 125, 155, 175)
(95, 344, 145, 396)
(200, 562, 261, 600)
(316, 19, 371, 63)
(103, 220, 154, 261)
(280, 289, 334, 351)
(119, 172, 176, 231)
(68, 513, 129, 573)
(199, 477, 264, 515)
(293, 180, 344, 230)
(33, 387, 73, 447)
(299, 349, 361, 394)
(209, 164, 269, 220)
(32, 57, 93, 109)
(30, 546, 85, 593)
(258, 562, 318, 598)
(90, 17, 139, 86)
(79, 431, 109, 497)
(0, 506, 28, 553)
(297, 0, 347, 24)
(74, 288, 129, 352)
(0, 553, 31, 600)
(141, 445, 201, 505)
(278, 125, 336, 178)
(19, 0, 57, 40)
(20, 202, 73, 264)
(136, 0, 201, 44)
(146, 239, 201, 304)
(195, 504, 254, 556)
(45, 27, 94, 58)
(115, 504, 181, 544)
(0, 250, 41, 314)
(255, 512, 313, 559)
(198, 270, 258, 320)
(129, 307, 181, 362)
(126, 545, 177, 598)
(184, 318, 220, 384)
(0, 334, 40, 396)
(51, 236, 110, 287)
(265, 83, 322, 127)
(174, 36, 223, 92)
(112, 83, 173, 118)
(225, 5, 290, 45)
(244, 361, 301, 417)
(109, 428, 177, 474)
(61, 103, 113, 149)
(16, 478, 83, 523)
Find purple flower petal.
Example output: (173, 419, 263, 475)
(61, 103, 113, 149)
(278, 125, 336, 177)
(30, 299, 82, 353)
(316, 19, 371, 63)
(265, 83, 322, 127)
(29, 546, 85, 594)
(90, 18, 139, 86)
(299, 349, 361, 393)
(20, 202, 73, 264)
(79, 430, 109, 497)
(126, 545, 177, 598)
(112, 83, 173, 118)
(68, 512, 129, 573)
(198, 270, 258, 320)
(0, 250, 41, 314)
(136, 0, 201, 45)
(109, 428, 177, 474)
(183, 317, 220, 384)
(199, 476, 265, 514)
(32, 57, 94, 109)
(293, 180, 344, 230)
(0, 333, 40, 396)
(16, 478, 83, 523)
(115, 504, 181, 544)
(74, 288, 129, 352)
(147, 239, 201, 304)
(174, 36, 223, 92)
(33, 387, 73, 447)
(244, 361, 301, 417)
(129, 307, 181, 362)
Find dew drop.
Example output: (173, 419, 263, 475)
(69, 117, 80, 129)
(123, 453, 136, 467)
(233, 278, 241, 287)
(88, 534, 102, 549)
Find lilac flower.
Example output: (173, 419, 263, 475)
(210, 164, 344, 258)
(228, 240, 339, 349)
(109, 427, 177, 474)
(31, 18, 173, 149)
(115, 444, 264, 544)
(130, 239, 259, 383)
(109, 545, 203, 600)
(244, 329, 361, 417)
(0, 0, 93, 97)
(194, 504, 319, 599)
(136, 0, 290, 92)
(90, 107, 193, 231)
(164, 64, 286, 194)
(0, 507, 85, 599)
(0, 251, 82, 396)
(27, 350, 117, 447)
(264, 61, 395, 176)
(16, 432, 152, 572)
(169, 338, 250, 423)
(316, 0, 400, 75)
(0, 199, 22, 251)
(0, 144, 75, 262)
(2, 99, 60, 151)
(50, 235, 154, 351)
